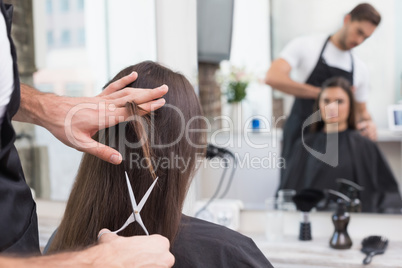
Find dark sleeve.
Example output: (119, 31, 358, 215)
(0, 1, 39, 254)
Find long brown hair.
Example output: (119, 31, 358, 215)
(310, 76, 357, 133)
(48, 61, 206, 252)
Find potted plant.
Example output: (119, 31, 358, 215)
(216, 61, 253, 132)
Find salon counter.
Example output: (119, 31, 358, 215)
(36, 199, 402, 267)
(239, 210, 402, 268)
(251, 236, 402, 268)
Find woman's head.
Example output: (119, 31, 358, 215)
(312, 77, 356, 132)
(49, 61, 206, 252)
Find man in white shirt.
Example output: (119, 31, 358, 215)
(265, 3, 380, 174)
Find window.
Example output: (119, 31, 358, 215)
(77, 0, 84, 10)
(61, 30, 71, 46)
(47, 31, 54, 47)
(46, 0, 52, 14)
(36, 83, 54, 93)
(60, 0, 69, 12)
(65, 83, 85, 97)
(77, 28, 85, 46)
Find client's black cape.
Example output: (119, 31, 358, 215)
(45, 215, 273, 267)
(172, 215, 273, 268)
(280, 130, 402, 213)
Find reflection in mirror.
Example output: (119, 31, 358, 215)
(279, 77, 402, 213)
(199, 0, 402, 214)
(270, 0, 402, 213)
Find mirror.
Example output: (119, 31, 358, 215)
(198, 0, 402, 213)
(14, 0, 401, 215)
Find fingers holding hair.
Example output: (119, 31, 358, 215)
(100, 72, 138, 96)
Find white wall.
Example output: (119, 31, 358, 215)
(155, 0, 198, 86)
(228, 0, 271, 124)
(86, 0, 157, 92)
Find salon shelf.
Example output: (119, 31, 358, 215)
(377, 129, 402, 142)
(240, 210, 402, 267)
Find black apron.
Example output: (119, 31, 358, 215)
(0, 2, 40, 254)
(281, 36, 354, 177)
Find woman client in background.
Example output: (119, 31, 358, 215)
(279, 77, 402, 213)
(46, 61, 272, 267)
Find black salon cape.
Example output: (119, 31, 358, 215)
(171, 216, 273, 268)
(280, 130, 402, 213)
(45, 215, 273, 267)
(0, 1, 40, 253)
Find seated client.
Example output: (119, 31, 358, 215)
(279, 77, 402, 213)
(46, 61, 273, 267)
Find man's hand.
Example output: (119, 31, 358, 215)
(14, 72, 168, 164)
(355, 102, 376, 141)
(0, 229, 174, 268)
(357, 120, 377, 140)
(93, 229, 175, 268)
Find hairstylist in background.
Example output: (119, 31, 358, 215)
(0, 1, 173, 267)
(265, 3, 380, 179)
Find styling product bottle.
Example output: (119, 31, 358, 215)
(336, 178, 364, 212)
(329, 199, 352, 249)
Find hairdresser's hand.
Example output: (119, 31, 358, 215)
(357, 120, 377, 140)
(15, 73, 168, 164)
(96, 229, 174, 268)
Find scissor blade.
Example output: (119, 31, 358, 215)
(134, 212, 149, 236)
(111, 213, 135, 234)
(125, 171, 138, 211)
(138, 177, 159, 212)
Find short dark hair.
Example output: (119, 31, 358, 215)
(349, 3, 381, 26)
(311, 77, 357, 132)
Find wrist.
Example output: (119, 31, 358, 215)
(34, 93, 65, 129)
(305, 84, 320, 99)
(14, 84, 58, 126)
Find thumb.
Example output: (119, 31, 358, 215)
(98, 228, 117, 243)
(83, 140, 123, 165)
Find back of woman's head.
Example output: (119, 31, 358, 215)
(311, 76, 356, 132)
(49, 61, 206, 252)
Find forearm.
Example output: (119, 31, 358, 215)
(265, 59, 320, 99)
(266, 75, 320, 99)
(0, 247, 97, 268)
(13, 83, 60, 127)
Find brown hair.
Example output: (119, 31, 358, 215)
(48, 61, 206, 252)
(310, 76, 357, 133)
(349, 3, 381, 26)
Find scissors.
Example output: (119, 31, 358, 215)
(110, 171, 158, 236)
